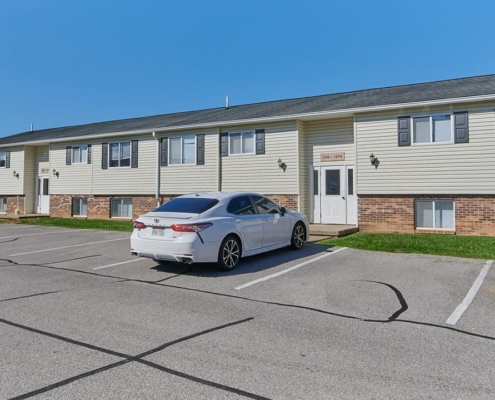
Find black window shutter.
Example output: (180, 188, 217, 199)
(5, 151, 10, 168)
(66, 146, 72, 165)
(255, 129, 265, 154)
(454, 112, 469, 143)
(87, 144, 92, 164)
(196, 134, 205, 165)
(220, 132, 228, 157)
(102, 142, 108, 169)
(398, 117, 411, 146)
(160, 137, 168, 166)
(131, 140, 138, 168)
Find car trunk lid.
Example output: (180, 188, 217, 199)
(135, 212, 199, 240)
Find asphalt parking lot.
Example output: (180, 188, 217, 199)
(1, 224, 494, 399)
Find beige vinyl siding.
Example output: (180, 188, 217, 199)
(35, 145, 49, 165)
(356, 102, 495, 194)
(23, 146, 36, 213)
(297, 121, 309, 217)
(221, 122, 298, 194)
(160, 130, 218, 194)
(0, 147, 24, 195)
(305, 117, 355, 166)
(50, 142, 93, 195)
(92, 135, 156, 195)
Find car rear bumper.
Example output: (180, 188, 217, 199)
(130, 234, 219, 263)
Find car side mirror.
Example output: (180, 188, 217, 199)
(280, 206, 287, 216)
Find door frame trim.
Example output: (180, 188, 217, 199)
(309, 164, 357, 225)
(36, 174, 50, 214)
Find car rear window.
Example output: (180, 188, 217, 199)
(153, 198, 219, 214)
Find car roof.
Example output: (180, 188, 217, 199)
(178, 192, 263, 201)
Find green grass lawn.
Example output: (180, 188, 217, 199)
(319, 233, 495, 260)
(1, 217, 133, 232)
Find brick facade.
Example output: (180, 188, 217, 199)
(0, 196, 25, 215)
(265, 194, 298, 210)
(49, 195, 179, 220)
(48, 194, 298, 220)
(359, 195, 495, 236)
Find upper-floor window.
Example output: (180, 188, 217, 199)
(109, 142, 131, 168)
(229, 131, 255, 155)
(169, 136, 195, 165)
(0, 151, 5, 168)
(72, 145, 88, 164)
(412, 114, 452, 144)
(398, 112, 468, 147)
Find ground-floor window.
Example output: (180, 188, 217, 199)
(111, 198, 132, 218)
(415, 200, 454, 229)
(0, 197, 7, 213)
(72, 198, 87, 217)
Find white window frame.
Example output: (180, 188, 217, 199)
(168, 135, 196, 166)
(0, 197, 7, 213)
(415, 200, 455, 230)
(411, 113, 454, 145)
(228, 131, 255, 155)
(72, 197, 87, 217)
(109, 141, 131, 168)
(110, 198, 133, 218)
(72, 145, 88, 164)
(0, 151, 5, 168)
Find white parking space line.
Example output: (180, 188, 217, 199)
(9, 237, 129, 256)
(93, 258, 148, 270)
(0, 231, 70, 239)
(446, 260, 493, 325)
(235, 247, 348, 290)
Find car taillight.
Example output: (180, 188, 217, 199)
(170, 223, 213, 232)
(133, 221, 146, 230)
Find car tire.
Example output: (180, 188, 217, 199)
(290, 222, 306, 250)
(217, 235, 241, 270)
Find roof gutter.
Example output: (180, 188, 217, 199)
(2, 93, 495, 148)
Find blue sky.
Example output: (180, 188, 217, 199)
(1, 0, 494, 137)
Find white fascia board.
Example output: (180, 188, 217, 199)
(2, 93, 495, 148)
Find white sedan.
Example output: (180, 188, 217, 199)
(130, 192, 309, 270)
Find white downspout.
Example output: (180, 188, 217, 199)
(152, 132, 160, 207)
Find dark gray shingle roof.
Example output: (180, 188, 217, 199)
(2, 74, 495, 146)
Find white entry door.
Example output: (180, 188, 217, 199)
(320, 166, 346, 224)
(312, 165, 357, 225)
(37, 176, 50, 214)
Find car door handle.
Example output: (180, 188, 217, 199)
(235, 219, 242, 223)
(342, 196, 345, 200)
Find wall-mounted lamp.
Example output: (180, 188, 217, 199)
(277, 158, 287, 172)
(52, 168, 59, 178)
(369, 153, 378, 166)
(12, 170, 19, 178)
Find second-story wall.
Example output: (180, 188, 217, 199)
(159, 128, 219, 194)
(0, 147, 24, 195)
(356, 101, 495, 194)
(220, 121, 299, 194)
(50, 141, 93, 195)
(92, 134, 156, 195)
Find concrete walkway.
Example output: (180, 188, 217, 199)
(308, 224, 358, 242)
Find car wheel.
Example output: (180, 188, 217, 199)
(218, 235, 241, 270)
(290, 222, 306, 250)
